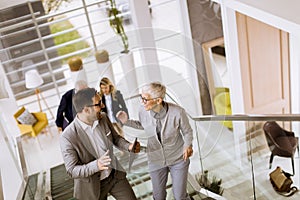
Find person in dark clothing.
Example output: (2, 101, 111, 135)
(55, 80, 88, 132)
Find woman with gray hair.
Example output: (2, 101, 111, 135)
(117, 82, 193, 200)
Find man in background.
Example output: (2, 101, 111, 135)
(55, 80, 88, 132)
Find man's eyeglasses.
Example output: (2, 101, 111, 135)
(140, 95, 160, 103)
(86, 102, 101, 108)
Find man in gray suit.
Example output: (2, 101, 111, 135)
(60, 88, 140, 200)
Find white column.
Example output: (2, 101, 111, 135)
(0, 62, 19, 150)
(95, 50, 116, 84)
(119, 52, 138, 95)
(176, 0, 202, 115)
(129, 0, 162, 82)
(70, 69, 88, 86)
(97, 61, 115, 84)
(290, 32, 300, 135)
(220, 2, 246, 167)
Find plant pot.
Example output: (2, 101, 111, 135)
(68, 56, 83, 72)
(119, 51, 138, 95)
(95, 50, 115, 84)
(95, 50, 109, 63)
(97, 61, 115, 85)
(196, 170, 224, 196)
(70, 69, 87, 85)
(119, 51, 138, 118)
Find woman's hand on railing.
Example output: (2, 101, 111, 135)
(116, 111, 128, 124)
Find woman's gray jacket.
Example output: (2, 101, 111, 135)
(125, 102, 193, 171)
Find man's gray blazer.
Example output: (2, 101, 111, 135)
(60, 113, 130, 200)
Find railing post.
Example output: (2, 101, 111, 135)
(27, 1, 60, 98)
(81, 0, 98, 51)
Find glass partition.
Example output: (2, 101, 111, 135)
(190, 115, 300, 199)
(15, 100, 300, 199)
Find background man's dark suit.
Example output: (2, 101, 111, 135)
(55, 89, 75, 130)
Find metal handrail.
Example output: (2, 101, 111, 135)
(126, 94, 300, 122)
(192, 114, 300, 121)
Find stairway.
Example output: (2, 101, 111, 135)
(19, 149, 206, 200)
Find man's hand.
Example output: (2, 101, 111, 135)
(57, 127, 63, 133)
(116, 111, 128, 124)
(183, 146, 193, 161)
(128, 139, 140, 153)
(97, 150, 111, 170)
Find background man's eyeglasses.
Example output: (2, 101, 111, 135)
(86, 103, 101, 108)
(140, 95, 160, 103)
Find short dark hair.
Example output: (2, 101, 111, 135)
(73, 88, 97, 113)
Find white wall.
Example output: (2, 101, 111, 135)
(0, 62, 22, 199)
(0, 126, 23, 200)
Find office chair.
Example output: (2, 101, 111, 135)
(263, 121, 299, 175)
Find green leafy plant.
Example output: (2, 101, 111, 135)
(42, 0, 71, 14)
(106, 0, 129, 53)
(196, 170, 224, 195)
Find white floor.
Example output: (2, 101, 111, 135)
(20, 126, 63, 175)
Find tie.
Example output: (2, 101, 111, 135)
(156, 119, 162, 143)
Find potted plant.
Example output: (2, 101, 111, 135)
(106, 0, 129, 53)
(106, 0, 138, 97)
(67, 56, 87, 84)
(196, 170, 224, 196)
(95, 49, 116, 84)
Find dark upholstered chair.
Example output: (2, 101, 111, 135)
(263, 121, 299, 175)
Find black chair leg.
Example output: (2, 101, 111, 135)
(269, 154, 274, 169)
(291, 157, 295, 175)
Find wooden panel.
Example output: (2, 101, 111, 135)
(236, 12, 290, 115)
(247, 17, 282, 108)
(202, 37, 225, 114)
(236, 13, 291, 159)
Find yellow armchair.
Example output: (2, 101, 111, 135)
(14, 107, 48, 137)
(213, 88, 233, 129)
